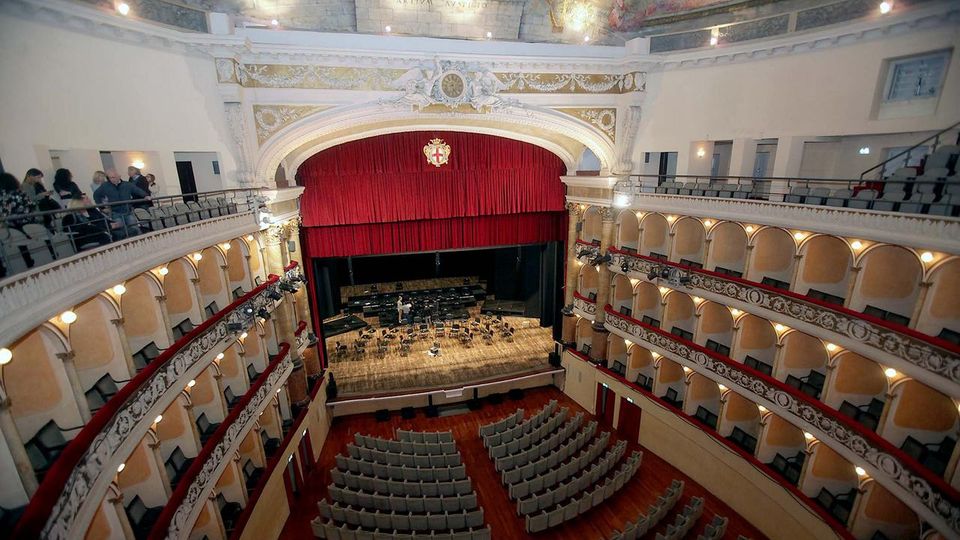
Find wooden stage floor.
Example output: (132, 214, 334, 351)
(325, 313, 554, 397)
(280, 386, 767, 540)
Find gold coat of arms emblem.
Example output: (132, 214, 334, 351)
(423, 138, 451, 167)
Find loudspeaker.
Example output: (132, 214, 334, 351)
(548, 351, 561, 367)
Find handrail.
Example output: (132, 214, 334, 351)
(860, 120, 960, 180)
(13, 275, 281, 540)
(147, 342, 293, 540)
(608, 247, 960, 358)
(567, 351, 857, 539)
(603, 306, 960, 525)
(573, 291, 596, 304)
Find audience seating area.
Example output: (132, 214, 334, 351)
(655, 496, 704, 540)
(478, 400, 642, 534)
(313, 430, 491, 540)
(697, 514, 730, 540)
(608, 479, 685, 540)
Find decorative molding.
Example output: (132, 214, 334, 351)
(253, 104, 331, 145)
(385, 59, 518, 111)
(0, 210, 261, 345)
(42, 287, 280, 540)
(163, 354, 294, 539)
(601, 192, 960, 254)
(575, 242, 600, 260)
(235, 63, 407, 90)
(608, 251, 960, 397)
(603, 308, 960, 537)
(224, 103, 258, 187)
(553, 108, 617, 142)
(496, 72, 645, 94)
(573, 293, 597, 319)
(613, 105, 642, 174)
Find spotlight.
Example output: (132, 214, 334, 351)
(678, 275, 691, 286)
(659, 268, 670, 279)
(243, 306, 254, 316)
(879, 1, 892, 15)
(647, 270, 658, 281)
(268, 289, 283, 301)
(589, 254, 612, 267)
(227, 322, 244, 333)
(257, 308, 271, 320)
(620, 261, 629, 273)
(117, 2, 130, 16)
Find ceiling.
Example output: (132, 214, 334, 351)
(172, 0, 824, 45)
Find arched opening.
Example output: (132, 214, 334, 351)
(734, 315, 777, 375)
(686, 373, 721, 429)
(226, 237, 254, 298)
(70, 294, 129, 412)
(916, 257, 960, 340)
(632, 282, 662, 326)
(164, 257, 202, 338)
(657, 357, 686, 407)
(610, 273, 634, 315)
(672, 217, 706, 268)
(639, 214, 669, 259)
(827, 351, 889, 432)
(578, 263, 599, 301)
(581, 208, 602, 245)
(850, 245, 922, 326)
(720, 392, 761, 454)
(607, 334, 628, 376)
(197, 247, 231, 319)
(575, 317, 593, 355)
(850, 482, 921, 540)
(757, 414, 807, 485)
(796, 235, 852, 306)
(708, 222, 747, 277)
(627, 347, 656, 391)
(122, 273, 170, 356)
(746, 227, 796, 290)
(698, 300, 733, 355)
(577, 147, 601, 174)
(662, 292, 695, 341)
(881, 380, 958, 477)
(615, 210, 639, 252)
(778, 331, 828, 400)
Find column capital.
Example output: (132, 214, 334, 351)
(110, 317, 125, 327)
(56, 351, 76, 363)
(155, 294, 168, 302)
(598, 207, 616, 222)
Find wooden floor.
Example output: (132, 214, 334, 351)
(280, 386, 767, 540)
(326, 314, 553, 396)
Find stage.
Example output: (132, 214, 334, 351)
(325, 309, 554, 397)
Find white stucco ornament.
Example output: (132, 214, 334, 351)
(387, 57, 518, 111)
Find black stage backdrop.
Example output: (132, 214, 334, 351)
(311, 242, 562, 330)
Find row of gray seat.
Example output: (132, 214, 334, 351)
(394, 429, 454, 444)
(782, 184, 960, 214)
(326, 486, 478, 514)
(314, 506, 485, 535)
(331, 469, 473, 498)
(608, 479, 685, 539)
(524, 450, 642, 533)
(311, 520, 491, 540)
(493, 412, 582, 471)
(517, 441, 628, 516)
(488, 408, 568, 460)
(655, 182, 753, 198)
(346, 445, 462, 467)
(335, 455, 466, 482)
(478, 408, 525, 438)
(482, 401, 559, 449)
(654, 496, 703, 540)
(507, 430, 609, 500)
(135, 197, 239, 231)
(697, 515, 730, 540)
(352, 435, 458, 456)
(503, 422, 601, 489)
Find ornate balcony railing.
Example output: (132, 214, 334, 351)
(575, 239, 600, 260)
(573, 291, 597, 318)
(608, 248, 960, 397)
(603, 306, 960, 537)
(13, 276, 282, 540)
(149, 343, 294, 540)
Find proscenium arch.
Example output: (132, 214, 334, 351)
(255, 102, 618, 182)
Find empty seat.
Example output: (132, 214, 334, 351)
(847, 189, 877, 209)
(824, 189, 852, 207)
(125, 495, 163, 540)
(805, 187, 830, 205)
(783, 186, 808, 203)
(872, 190, 906, 211)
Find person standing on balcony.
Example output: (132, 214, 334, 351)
(52, 168, 82, 201)
(94, 170, 149, 237)
(90, 170, 107, 196)
(128, 166, 152, 208)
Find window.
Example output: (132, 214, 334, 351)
(884, 51, 950, 102)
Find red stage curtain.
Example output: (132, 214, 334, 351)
(303, 213, 564, 258)
(296, 131, 567, 227)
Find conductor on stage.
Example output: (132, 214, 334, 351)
(397, 296, 404, 322)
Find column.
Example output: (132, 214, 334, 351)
(788, 254, 804, 292)
(154, 294, 176, 346)
(908, 281, 932, 329)
(111, 318, 138, 379)
(0, 394, 38, 496)
(590, 208, 616, 364)
(769, 136, 810, 201)
(728, 138, 759, 178)
(561, 203, 582, 345)
(58, 351, 91, 423)
(263, 224, 309, 408)
(843, 266, 863, 310)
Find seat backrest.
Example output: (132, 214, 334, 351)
(168, 447, 186, 468)
(22, 223, 49, 240)
(126, 496, 147, 522)
(196, 412, 210, 432)
(809, 187, 830, 197)
(855, 189, 877, 199)
(37, 420, 66, 449)
(224, 386, 236, 402)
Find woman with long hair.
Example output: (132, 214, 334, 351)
(53, 168, 81, 200)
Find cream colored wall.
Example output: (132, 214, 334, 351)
(560, 350, 597, 414)
(0, 17, 238, 192)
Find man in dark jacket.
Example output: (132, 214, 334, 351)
(94, 171, 150, 236)
(128, 166, 152, 208)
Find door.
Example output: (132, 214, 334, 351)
(595, 383, 616, 427)
(175, 160, 198, 202)
(283, 454, 303, 505)
(752, 152, 770, 178)
(298, 429, 315, 475)
(617, 396, 642, 443)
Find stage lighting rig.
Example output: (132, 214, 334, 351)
(279, 281, 299, 293)
(243, 306, 255, 316)
(257, 308, 271, 320)
(267, 289, 283, 301)
(620, 260, 629, 273)
(589, 253, 612, 267)
(227, 322, 244, 333)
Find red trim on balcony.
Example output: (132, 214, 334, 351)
(608, 247, 960, 356)
(284, 260, 299, 272)
(564, 350, 856, 539)
(13, 276, 281, 540)
(227, 371, 326, 539)
(575, 239, 599, 247)
(603, 305, 960, 505)
(147, 343, 292, 540)
(573, 291, 597, 304)
(294, 320, 308, 337)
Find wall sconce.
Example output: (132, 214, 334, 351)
(696, 148, 706, 158)
(131, 160, 145, 169)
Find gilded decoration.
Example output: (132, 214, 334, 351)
(217, 60, 645, 95)
(253, 105, 331, 145)
(554, 108, 617, 142)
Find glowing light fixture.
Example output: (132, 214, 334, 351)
(826, 343, 838, 352)
(682, 366, 691, 373)
(921, 251, 934, 263)
(384, 25, 392, 32)
(709, 35, 718, 46)
(717, 384, 727, 392)
(302, 429, 307, 436)
(851, 240, 863, 250)
(117, 463, 126, 473)
(583, 35, 591, 43)
(757, 405, 767, 413)
(159, 266, 169, 276)
(692, 296, 703, 303)
(885, 368, 897, 378)
(192, 252, 203, 262)
(131, 160, 145, 169)
(879, 1, 893, 14)
(0, 348, 12, 365)
(774, 323, 787, 333)
(240, 332, 248, 340)
(745, 225, 754, 233)
(666, 215, 677, 223)
(116, 2, 130, 15)
(60, 310, 78, 324)
(658, 286, 669, 295)
(858, 147, 871, 155)
(703, 219, 713, 227)
(154, 415, 163, 424)
(696, 148, 706, 158)
(271, 18, 279, 26)
(793, 231, 806, 241)
(220, 242, 231, 251)
(486, 31, 492, 38)
(246, 234, 255, 241)
(730, 308, 742, 316)
(804, 432, 814, 440)
(855, 466, 867, 476)
(216, 353, 225, 361)
(112, 284, 126, 295)
(187, 379, 196, 388)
